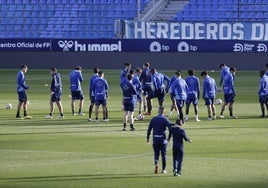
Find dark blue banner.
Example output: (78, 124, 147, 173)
(52, 39, 268, 53)
(1, 38, 268, 53)
(0, 39, 51, 51)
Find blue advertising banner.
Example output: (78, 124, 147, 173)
(52, 39, 268, 53)
(0, 38, 268, 53)
(0, 39, 51, 51)
(124, 21, 268, 41)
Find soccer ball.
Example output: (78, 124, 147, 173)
(137, 114, 144, 121)
(6, 103, 12, 109)
(216, 99, 223, 105)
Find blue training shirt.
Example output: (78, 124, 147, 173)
(220, 66, 230, 86)
(151, 72, 170, 92)
(89, 73, 99, 97)
(133, 74, 142, 95)
(51, 73, 62, 93)
(120, 80, 137, 103)
(259, 74, 268, 96)
(223, 72, 235, 95)
(185, 75, 200, 99)
(120, 68, 130, 82)
(169, 124, 191, 148)
(140, 67, 152, 87)
(147, 114, 171, 144)
(170, 77, 188, 100)
(167, 75, 176, 92)
(70, 70, 83, 91)
(92, 77, 108, 100)
(17, 70, 28, 92)
(202, 75, 217, 99)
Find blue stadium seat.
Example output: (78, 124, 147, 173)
(7, 12, 15, 17)
(0, 11, 6, 17)
(0, 25, 6, 31)
(7, 0, 15, 4)
(62, 0, 71, 4)
(211, 0, 218, 4)
(77, 0, 84, 4)
(15, 0, 22, 3)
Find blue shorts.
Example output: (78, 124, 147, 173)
(89, 95, 96, 103)
(186, 97, 198, 105)
(95, 99, 107, 106)
(224, 93, 235, 103)
(71, 90, 84, 101)
(204, 98, 214, 105)
(51, 92, 62, 102)
(259, 95, 268, 103)
(175, 99, 185, 108)
(124, 101, 135, 112)
(17, 91, 27, 102)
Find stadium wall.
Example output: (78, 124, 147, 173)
(0, 52, 267, 71)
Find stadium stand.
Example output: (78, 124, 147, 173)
(0, 0, 149, 38)
(0, 0, 268, 39)
(173, 0, 268, 21)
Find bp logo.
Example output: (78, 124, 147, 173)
(58, 40, 74, 51)
(177, 41, 189, 52)
(150, 41, 161, 52)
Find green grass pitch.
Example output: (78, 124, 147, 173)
(0, 69, 267, 188)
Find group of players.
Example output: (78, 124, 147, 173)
(119, 62, 241, 131)
(15, 62, 268, 122)
(15, 65, 109, 122)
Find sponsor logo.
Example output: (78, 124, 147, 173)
(149, 41, 170, 52)
(58, 40, 122, 52)
(150, 41, 161, 52)
(233, 43, 255, 52)
(233, 43, 243, 52)
(178, 41, 189, 52)
(256, 43, 267, 52)
(58, 40, 74, 51)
